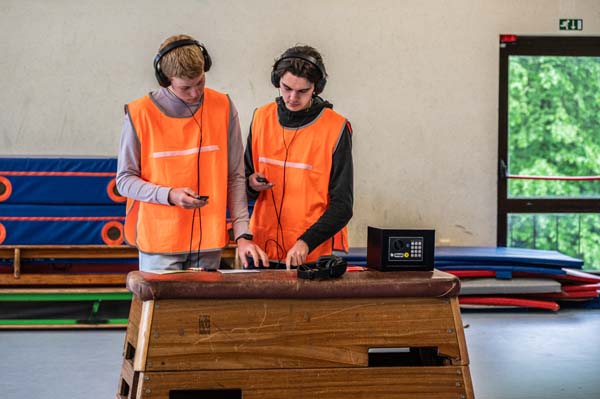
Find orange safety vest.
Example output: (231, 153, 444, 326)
(124, 88, 229, 254)
(250, 102, 349, 263)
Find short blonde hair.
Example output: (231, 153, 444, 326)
(157, 34, 205, 80)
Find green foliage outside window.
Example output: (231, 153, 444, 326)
(508, 213, 599, 270)
(508, 56, 600, 271)
(508, 56, 600, 198)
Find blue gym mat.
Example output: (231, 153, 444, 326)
(340, 246, 583, 269)
(0, 156, 124, 204)
(435, 246, 583, 268)
(0, 204, 125, 245)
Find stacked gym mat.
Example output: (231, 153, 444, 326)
(0, 157, 133, 328)
(0, 156, 126, 246)
(341, 246, 600, 311)
(435, 246, 599, 311)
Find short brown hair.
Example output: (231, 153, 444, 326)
(273, 45, 326, 86)
(157, 34, 205, 80)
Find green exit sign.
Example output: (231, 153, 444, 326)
(559, 19, 583, 31)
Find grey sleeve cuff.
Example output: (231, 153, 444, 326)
(157, 186, 172, 205)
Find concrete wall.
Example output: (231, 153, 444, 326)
(2, 0, 598, 247)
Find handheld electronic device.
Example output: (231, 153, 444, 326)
(195, 195, 209, 201)
(256, 176, 269, 183)
(246, 259, 286, 270)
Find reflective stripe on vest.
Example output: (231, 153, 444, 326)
(124, 88, 229, 254)
(249, 102, 349, 262)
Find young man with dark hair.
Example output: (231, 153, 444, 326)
(244, 45, 354, 269)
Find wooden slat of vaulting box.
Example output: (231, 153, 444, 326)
(122, 295, 143, 360)
(117, 297, 144, 398)
(0, 273, 127, 286)
(136, 366, 472, 399)
(141, 297, 462, 372)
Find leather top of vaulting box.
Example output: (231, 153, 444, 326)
(126, 269, 460, 301)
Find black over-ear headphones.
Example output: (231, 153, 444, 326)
(297, 255, 347, 280)
(271, 50, 327, 95)
(153, 39, 212, 88)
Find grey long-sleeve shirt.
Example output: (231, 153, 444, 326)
(116, 87, 251, 241)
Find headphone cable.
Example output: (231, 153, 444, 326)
(264, 122, 302, 265)
(172, 88, 205, 269)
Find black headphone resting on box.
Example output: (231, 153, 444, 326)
(153, 39, 212, 88)
(297, 255, 347, 280)
(271, 49, 327, 95)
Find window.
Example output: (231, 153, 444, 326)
(498, 35, 600, 272)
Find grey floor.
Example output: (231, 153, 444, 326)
(1, 309, 599, 399)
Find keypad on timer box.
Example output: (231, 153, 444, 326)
(409, 239, 423, 260)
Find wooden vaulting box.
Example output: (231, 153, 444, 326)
(117, 270, 474, 399)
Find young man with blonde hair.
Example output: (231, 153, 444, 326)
(118, 34, 267, 270)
